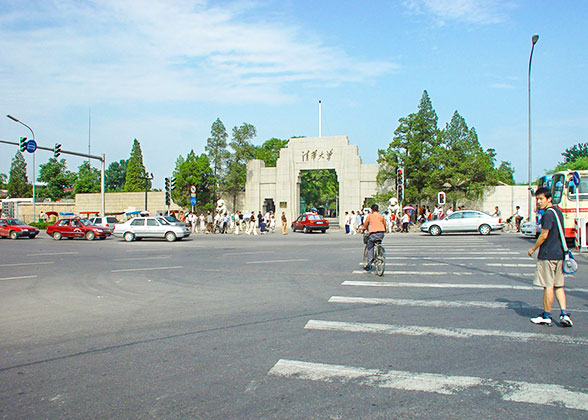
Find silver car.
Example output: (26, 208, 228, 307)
(113, 216, 190, 242)
(420, 210, 503, 236)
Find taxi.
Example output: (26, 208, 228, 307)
(291, 213, 330, 233)
(0, 218, 39, 239)
(46, 218, 111, 241)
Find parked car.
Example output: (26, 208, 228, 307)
(291, 213, 329, 233)
(88, 216, 120, 230)
(0, 218, 39, 239)
(521, 221, 540, 238)
(113, 216, 190, 242)
(420, 210, 503, 236)
(46, 218, 112, 240)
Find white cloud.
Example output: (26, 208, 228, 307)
(0, 0, 395, 108)
(404, 0, 515, 25)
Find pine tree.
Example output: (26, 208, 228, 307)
(205, 118, 230, 202)
(124, 139, 149, 192)
(7, 151, 30, 198)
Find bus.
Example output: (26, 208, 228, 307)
(551, 169, 588, 240)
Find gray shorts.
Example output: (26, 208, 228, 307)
(533, 260, 564, 288)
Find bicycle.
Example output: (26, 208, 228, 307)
(362, 232, 386, 277)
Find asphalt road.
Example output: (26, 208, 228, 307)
(1, 229, 587, 419)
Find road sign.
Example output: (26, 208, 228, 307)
(190, 197, 197, 206)
(573, 171, 581, 187)
(25, 140, 37, 153)
(190, 185, 196, 194)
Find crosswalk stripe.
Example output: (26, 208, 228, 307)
(304, 320, 588, 345)
(351, 270, 534, 277)
(487, 263, 536, 267)
(343, 280, 587, 292)
(328, 296, 588, 313)
(268, 359, 588, 411)
(386, 257, 529, 260)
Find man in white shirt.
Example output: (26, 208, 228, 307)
(511, 206, 524, 232)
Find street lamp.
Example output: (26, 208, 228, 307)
(140, 172, 154, 212)
(528, 34, 539, 222)
(7, 115, 37, 222)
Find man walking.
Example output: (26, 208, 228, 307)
(528, 187, 572, 327)
(281, 211, 287, 235)
(361, 204, 387, 272)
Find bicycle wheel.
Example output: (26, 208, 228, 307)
(374, 245, 385, 277)
(503, 223, 512, 233)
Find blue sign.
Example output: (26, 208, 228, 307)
(190, 197, 197, 206)
(573, 171, 581, 187)
(26, 140, 37, 153)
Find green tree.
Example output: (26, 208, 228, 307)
(562, 142, 588, 163)
(377, 90, 439, 203)
(124, 139, 150, 192)
(300, 169, 338, 211)
(433, 111, 497, 201)
(495, 161, 515, 185)
(37, 157, 74, 200)
(205, 118, 230, 202)
(73, 161, 101, 194)
(553, 156, 588, 172)
(105, 159, 127, 192)
(7, 151, 31, 198)
(254, 138, 289, 167)
(223, 123, 257, 208)
(171, 151, 215, 209)
(0, 173, 8, 189)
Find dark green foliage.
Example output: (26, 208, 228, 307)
(0, 173, 7, 188)
(105, 159, 127, 192)
(206, 118, 230, 202)
(562, 142, 588, 163)
(37, 157, 74, 200)
(300, 169, 338, 211)
(223, 123, 257, 207)
(7, 151, 31, 198)
(124, 139, 149, 192)
(171, 151, 215, 210)
(495, 161, 515, 185)
(553, 156, 588, 172)
(254, 138, 289, 167)
(73, 161, 101, 194)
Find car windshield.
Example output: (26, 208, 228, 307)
(164, 216, 180, 223)
(6, 219, 25, 226)
(157, 217, 170, 225)
(78, 219, 92, 226)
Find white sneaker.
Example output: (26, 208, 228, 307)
(530, 314, 553, 326)
(560, 314, 574, 327)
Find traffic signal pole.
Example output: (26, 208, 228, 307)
(1, 139, 106, 217)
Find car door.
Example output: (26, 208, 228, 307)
(441, 213, 463, 232)
(129, 218, 146, 237)
(57, 219, 72, 237)
(70, 219, 84, 237)
(461, 211, 481, 231)
(146, 218, 164, 238)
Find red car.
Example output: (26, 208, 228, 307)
(46, 218, 111, 241)
(0, 218, 39, 239)
(291, 213, 330, 233)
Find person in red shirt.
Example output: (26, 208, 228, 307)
(361, 204, 387, 271)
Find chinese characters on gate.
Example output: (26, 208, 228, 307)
(301, 149, 334, 162)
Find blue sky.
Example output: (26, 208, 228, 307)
(1, 0, 586, 188)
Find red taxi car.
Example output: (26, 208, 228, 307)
(291, 213, 330, 233)
(0, 218, 39, 239)
(46, 218, 111, 241)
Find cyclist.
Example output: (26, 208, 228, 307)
(361, 204, 387, 272)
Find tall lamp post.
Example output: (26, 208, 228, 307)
(7, 115, 37, 222)
(528, 34, 539, 222)
(140, 172, 154, 213)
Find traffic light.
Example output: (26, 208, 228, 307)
(397, 185, 404, 202)
(170, 177, 176, 190)
(165, 177, 170, 192)
(396, 167, 404, 201)
(438, 191, 446, 205)
(19, 137, 27, 152)
(54, 143, 62, 158)
(165, 191, 171, 206)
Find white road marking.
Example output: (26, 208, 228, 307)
(26, 251, 79, 256)
(111, 266, 183, 272)
(225, 251, 276, 256)
(386, 257, 529, 260)
(351, 270, 533, 277)
(304, 320, 588, 346)
(0, 262, 54, 267)
(114, 256, 171, 261)
(268, 359, 588, 411)
(246, 259, 308, 264)
(342, 280, 545, 291)
(0, 275, 38, 281)
(487, 263, 536, 267)
(328, 296, 588, 312)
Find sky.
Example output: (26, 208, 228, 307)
(1, 0, 586, 189)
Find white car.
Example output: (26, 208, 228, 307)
(521, 221, 540, 238)
(113, 216, 191, 242)
(420, 210, 504, 236)
(88, 216, 120, 231)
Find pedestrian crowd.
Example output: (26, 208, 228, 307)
(174, 210, 288, 236)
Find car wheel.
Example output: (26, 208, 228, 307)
(124, 232, 135, 242)
(321, 230, 326, 233)
(303, 226, 309, 234)
(165, 231, 177, 242)
(479, 224, 491, 235)
(53, 232, 62, 240)
(291, 224, 296, 232)
(9, 231, 18, 240)
(429, 225, 441, 236)
(85, 231, 95, 241)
